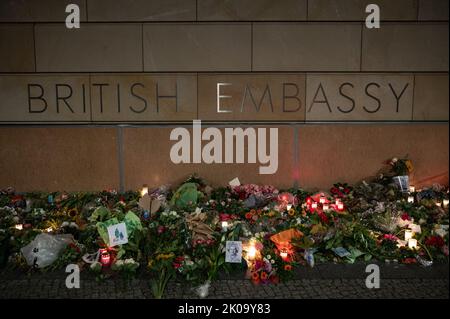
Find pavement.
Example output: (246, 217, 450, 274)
(0, 262, 448, 299)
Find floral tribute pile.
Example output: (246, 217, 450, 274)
(0, 157, 448, 298)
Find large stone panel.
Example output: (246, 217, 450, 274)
(123, 126, 294, 189)
(418, 0, 449, 21)
(0, 127, 119, 192)
(87, 0, 196, 21)
(143, 23, 251, 71)
(0, 24, 35, 72)
(198, 0, 307, 21)
(35, 24, 142, 72)
(306, 74, 414, 121)
(413, 74, 449, 121)
(362, 23, 449, 71)
(308, 0, 418, 21)
(90, 74, 197, 122)
(0, 75, 91, 123)
(253, 23, 361, 71)
(0, 0, 86, 22)
(298, 124, 449, 190)
(198, 74, 305, 121)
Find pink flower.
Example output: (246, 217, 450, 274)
(383, 234, 399, 241)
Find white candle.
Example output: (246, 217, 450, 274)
(436, 202, 442, 207)
(404, 230, 413, 241)
(409, 186, 415, 193)
(408, 238, 418, 250)
(319, 197, 326, 204)
(286, 204, 292, 211)
(337, 203, 344, 210)
(443, 199, 449, 208)
(280, 251, 288, 259)
(311, 202, 318, 209)
(323, 204, 329, 211)
(407, 196, 414, 203)
(15, 224, 23, 230)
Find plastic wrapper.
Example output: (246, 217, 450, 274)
(21, 233, 73, 268)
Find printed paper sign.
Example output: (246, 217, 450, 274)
(225, 241, 242, 263)
(107, 222, 128, 247)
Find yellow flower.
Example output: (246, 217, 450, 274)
(288, 208, 296, 216)
(156, 253, 174, 260)
(267, 211, 276, 217)
(67, 208, 79, 220)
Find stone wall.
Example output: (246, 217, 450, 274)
(0, 0, 448, 192)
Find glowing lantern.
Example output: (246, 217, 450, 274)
(100, 249, 111, 266)
(407, 196, 414, 203)
(140, 184, 149, 197)
(404, 230, 413, 241)
(280, 249, 288, 260)
(15, 224, 23, 230)
(408, 238, 418, 250)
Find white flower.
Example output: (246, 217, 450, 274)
(270, 259, 275, 264)
(266, 255, 272, 260)
(61, 221, 69, 227)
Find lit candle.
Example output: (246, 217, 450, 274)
(408, 238, 418, 250)
(323, 204, 329, 211)
(247, 246, 257, 260)
(221, 221, 228, 231)
(436, 202, 442, 207)
(286, 204, 292, 211)
(45, 227, 53, 233)
(140, 184, 149, 197)
(407, 196, 414, 203)
(404, 230, 413, 241)
(337, 203, 344, 211)
(319, 197, 326, 204)
(443, 199, 449, 208)
(14, 224, 23, 230)
(100, 248, 111, 266)
(409, 186, 415, 193)
(311, 202, 318, 209)
(280, 250, 288, 259)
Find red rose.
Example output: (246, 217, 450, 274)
(401, 213, 411, 221)
(157, 226, 166, 234)
(425, 236, 445, 248)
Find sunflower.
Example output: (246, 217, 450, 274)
(67, 208, 79, 220)
(284, 264, 293, 271)
(288, 208, 296, 216)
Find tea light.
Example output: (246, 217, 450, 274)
(221, 221, 229, 231)
(443, 199, 449, 208)
(408, 238, 418, 250)
(311, 202, 318, 209)
(436, 202, 442, 207)
(140, 184, 149, 197)
(323, 204, 329, 211)
(409, 186, 415, 193)
(286, 204, 292, 211)
(319, 197, 326, 204)
(280, 249, 288, 259)
(404, 229, 413, 241)
(14, 224, 23, 230)
(407, 196, 414, 203)
(337, 203, 344, 211)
